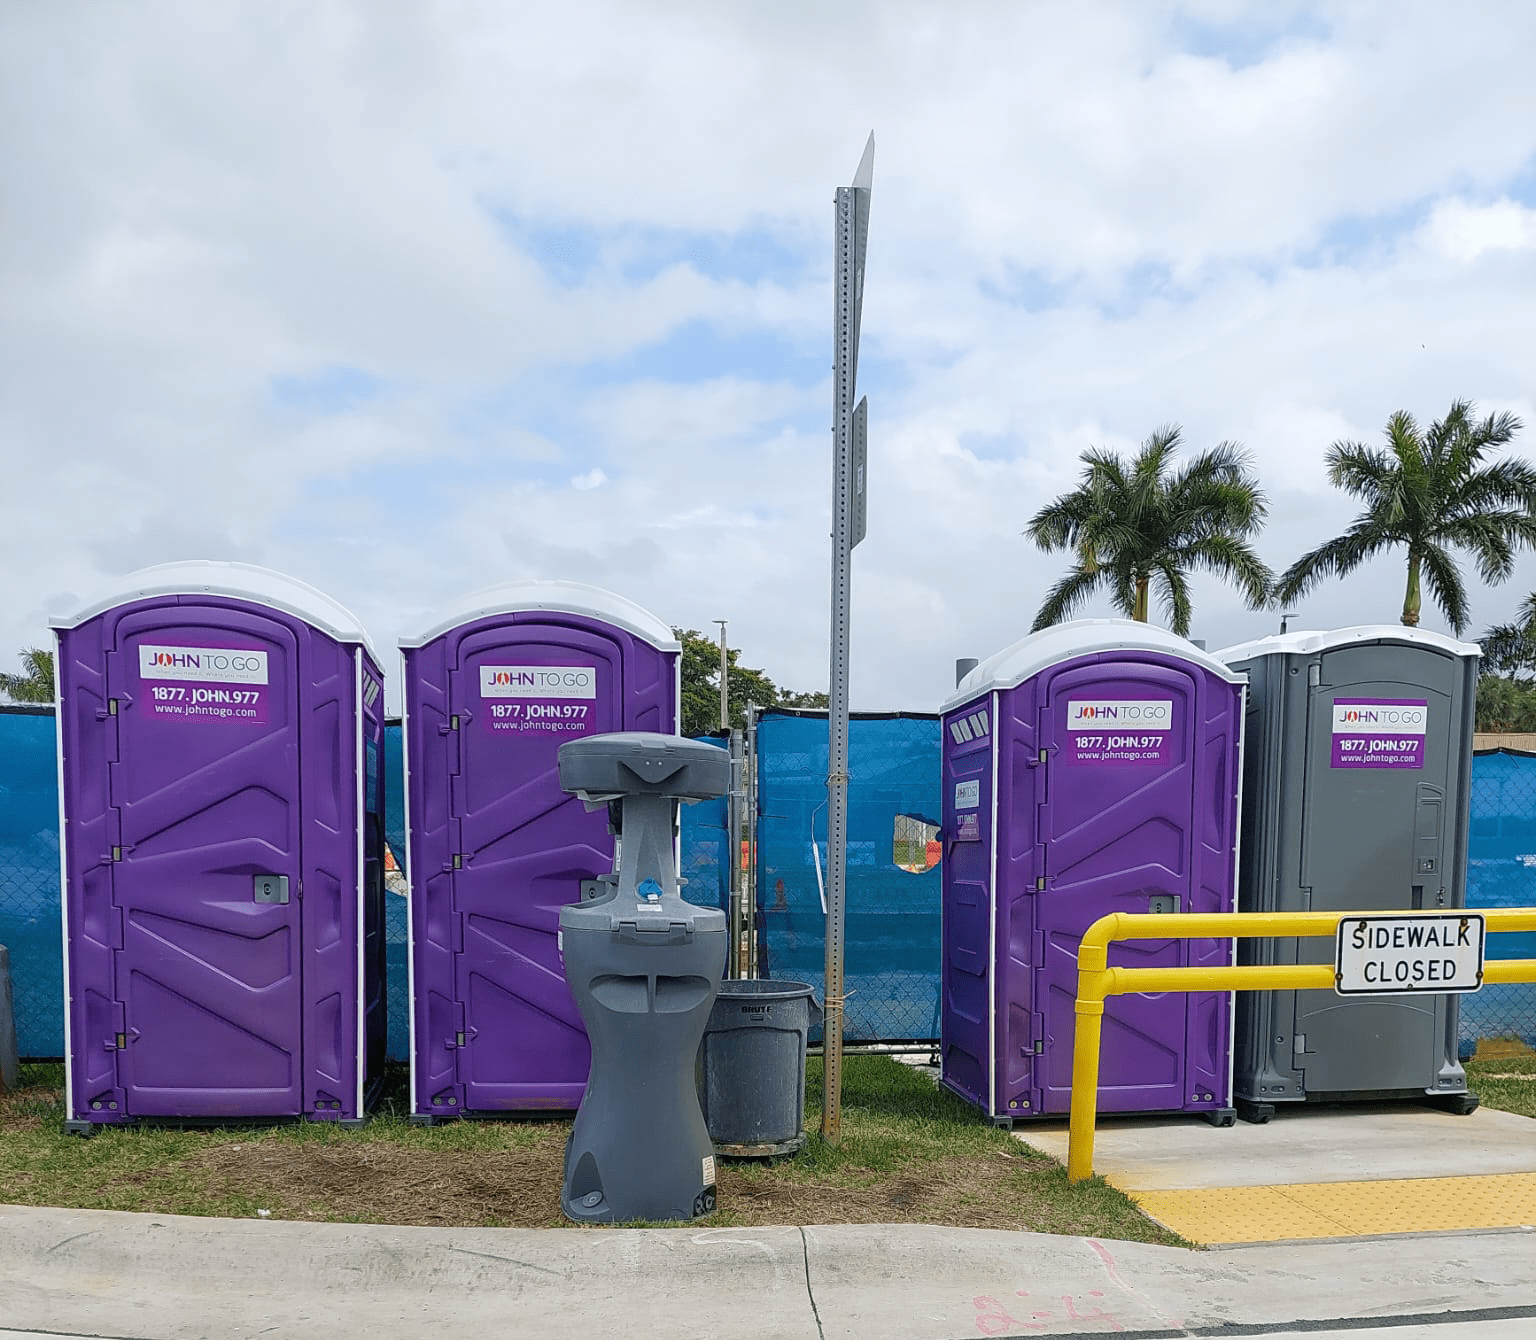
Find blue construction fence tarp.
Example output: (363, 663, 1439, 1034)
(0, 709, 62, 1062)
(753, 708, 942, 1043)
(1461, 749, 1536, 1046)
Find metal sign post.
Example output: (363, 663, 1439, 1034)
(745, 702, 760, 979)
(823, 133, 873, 1142)
(728, 725, 745, 978)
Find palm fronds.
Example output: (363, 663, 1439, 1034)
(1280, 401, 1533, 629)
(1027, 427, 1272, 636)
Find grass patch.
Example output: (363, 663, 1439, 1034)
(0, 1055, 1184, 1244)
(8, 1051, 1533, 1238)
(1466, 1049, 1536, 1118)
(712, 1056, 1186, 1243)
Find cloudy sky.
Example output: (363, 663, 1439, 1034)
(6, 1, 1536, 712)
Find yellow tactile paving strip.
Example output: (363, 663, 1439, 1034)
(1122, 1172, 1536, 1246)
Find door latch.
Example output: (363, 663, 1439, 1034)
(253, 875, 290, 904)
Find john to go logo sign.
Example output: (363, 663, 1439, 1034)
(1330, 698, 1428, 770)
(480, 665, 597, 699)
(1067, 699, 1173, 731)
(138, 645, 269, 684)
(1330, 701, 1428, 736)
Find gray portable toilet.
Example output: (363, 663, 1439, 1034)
(1217, 625, 1479, 1122)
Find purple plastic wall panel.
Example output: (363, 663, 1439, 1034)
(294, 622, 370, 1122)
(990, 679, 1047, 1120)
(945, 649, 1240, 1120)
(406, 612, 677, 1116)
(939, 701, 996, 1112)
(58, 596, 375, 1124)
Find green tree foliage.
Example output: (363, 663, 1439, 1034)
(1026, 426, 1272, 636)
(0, 647, 54, 704)
(1476, 675, 1536, 732)
(1482, 592, 1536, 677)
(675, 629, 826, 736)
(777, 689, 830, 710)
(1275, 401, 1536, 633)
(1478, 593, 1536, 732)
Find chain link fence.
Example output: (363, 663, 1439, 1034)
(5, 706, 1534, 1059)
(0, 709, 63, 1059)
(1464, 748, 1536, 1054)
(679, 736, 732, 917)
(753, 708, 942, 1044)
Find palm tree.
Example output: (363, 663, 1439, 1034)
(1481, 592, 1536, 676)
(1477, 594, 1536, 731)
(0, 647, 55, 703)
(1026, 426, 1272, 636)
(1274, 401, 1535, 634)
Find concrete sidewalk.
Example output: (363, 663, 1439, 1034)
(1018, 1101, 1536, 1245)
(4, 1203, 1536, 1339)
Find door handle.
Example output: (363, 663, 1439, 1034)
(618, 924, 692, 946)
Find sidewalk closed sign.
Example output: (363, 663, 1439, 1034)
(1335, 913, 1485, 995)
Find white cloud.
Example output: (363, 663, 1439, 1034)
(5, 1, 1536, 712)
(1423, 199, 1536, 265)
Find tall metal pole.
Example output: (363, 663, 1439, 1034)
(745, 702, 759, 979)
(823, 133, 873, 1143)
(727, 725, 744, 978)
(713, 619, 729, 731)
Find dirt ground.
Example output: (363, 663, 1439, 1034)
(168, 1131, 1101, 1232)
(2, 1064, 1174, 1240)
(180, 1131, 574, 1227)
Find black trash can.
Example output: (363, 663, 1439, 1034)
(699, 979, 822, 1157)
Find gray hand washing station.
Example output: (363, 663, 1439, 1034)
(556, 732, 729, 1224)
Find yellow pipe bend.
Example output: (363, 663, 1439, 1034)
(1065, 907, 1536, 1184)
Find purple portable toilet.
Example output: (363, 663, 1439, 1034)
(52, 562, 387, 1132)
(401, 581, 680, 1120)
(940, 620, 1244, 1125)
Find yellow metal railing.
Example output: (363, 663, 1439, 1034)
(1068, 907, 1536, 1183)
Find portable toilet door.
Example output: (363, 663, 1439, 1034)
(1218, 625, 1479, 1122)
(401, 581, 680, 1120)
(940, 620, 1244, 1124)
(52, 562, 386, 1131)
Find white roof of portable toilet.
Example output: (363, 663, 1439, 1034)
(944, 618, 1244, 714)
(1216, 624, 1481, 664)
(51, 560, 380, 659)
(400, 579, 680, 652)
